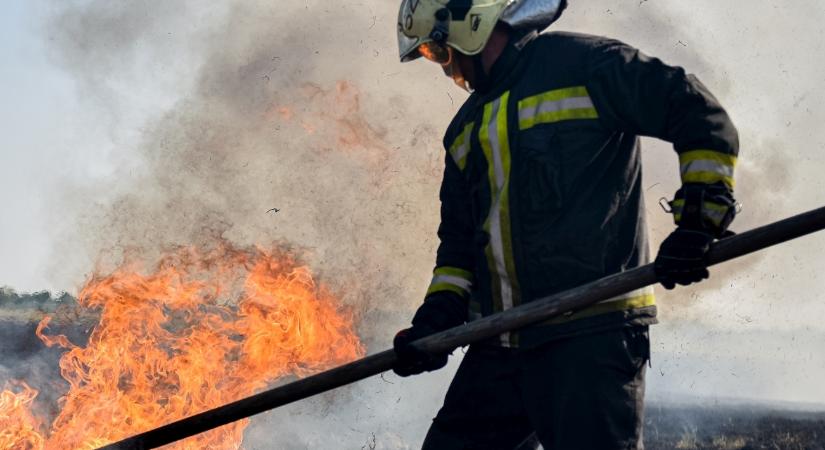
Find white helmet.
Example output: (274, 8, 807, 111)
(397, 0, 567, 63)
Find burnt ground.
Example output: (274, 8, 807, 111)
(644, 402, 825, 450)
(2, 289, 824, 449)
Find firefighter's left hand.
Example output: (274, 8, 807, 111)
(391, 291, 466, 377)
(654, 227, 714, 290)
(392, 324, 448, 377)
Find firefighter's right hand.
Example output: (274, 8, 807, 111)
(392, 324, 448, 377)
(654, 227, 714, 290)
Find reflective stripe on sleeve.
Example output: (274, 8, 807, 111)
(479, 91, 521, 347)
(517, 86, 599, 130)
(679, 150, 737, 189)
(670, 198, 731, 228)
(448, 122, 475, 171)
(426, 266, 473, 297)
(427, 266, 473, 297)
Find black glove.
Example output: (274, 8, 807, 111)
(654, 227, 714, 290)
(392, 291, 467, 377)
(656, 182, 738, 290)
(393, 324, 447, 377)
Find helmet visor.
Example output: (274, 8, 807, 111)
(398, 28, 422, 62)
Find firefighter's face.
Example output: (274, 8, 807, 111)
(419, 41, 475, 91)
(444, 52, 477, 92)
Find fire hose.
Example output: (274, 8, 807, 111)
(99, 205, 825, 449)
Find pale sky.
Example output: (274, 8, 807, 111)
(1, 1, 117, 292)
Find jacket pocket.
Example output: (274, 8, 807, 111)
(620, 326, 651, 376)
(516, 128, 564, 227)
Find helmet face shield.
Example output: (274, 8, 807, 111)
(398, 23, 422, 62)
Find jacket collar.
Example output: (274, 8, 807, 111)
(470, 32, 536, 102)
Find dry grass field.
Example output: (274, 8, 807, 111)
(645, 402, 825, 450)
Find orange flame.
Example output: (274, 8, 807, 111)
(35, 317, 78, 350)
(0, 381, 43, 450)
(1, 242, 364, 449)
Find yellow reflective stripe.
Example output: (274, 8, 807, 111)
(679, 150, 738, 167)
(427, 266, 473, 296)
(426, 282, 468, 297)
(517, 86, 599, 130)
(429, 275, 471, 291)
(479, 100, 502, 317)
(497, 93, 519, 306)
(448, 122, 475, 171)
(601, 286, 655, 304)
(479, 92, 520, 348)
(520, 109, 599, 130)
(519, 86, 589, 107)
(671, 199, 731, 212)
(543, 290, 656, 325)
(433, 266, 473, 280)
(682, 171, 736, 189)
(679, 150, 737, 189)
(671, 199, 730, 226)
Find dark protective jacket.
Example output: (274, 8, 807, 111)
(425, 32, 739, 348)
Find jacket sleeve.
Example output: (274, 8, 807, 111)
(426, 152, 477, 301)
(585, 39, 739, 229)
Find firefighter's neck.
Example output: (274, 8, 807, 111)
(460, 26, 511, 92)
(480, 27, 511, 74)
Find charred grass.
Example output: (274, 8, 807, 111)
(645, 402, 825, 450)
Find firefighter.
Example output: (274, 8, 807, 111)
(392, 0, 738, 448)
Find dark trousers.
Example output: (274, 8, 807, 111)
(421, 327, 650, 450)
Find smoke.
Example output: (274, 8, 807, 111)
(0, 288, 92, 424)
(19, 0, 825, 446)
(44, 0, 452, 325)
(37, 0, 456, 446)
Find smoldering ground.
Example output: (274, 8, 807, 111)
(6, 0, 825, 447)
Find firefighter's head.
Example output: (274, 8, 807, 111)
(397, 0, 567, 91)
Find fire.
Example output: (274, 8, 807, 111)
(1, 242, 364, 449)
(0, 382, 43, 450)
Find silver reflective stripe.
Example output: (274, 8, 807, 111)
(449, 122, 474, 170)
(488, 99, 506, 191)
(518, 96, 595, 123)
(431, 274, 472, 292)
(681, 160, 735, 179)
(452, 142, 470, 164)
(672, 201, 729, 226)
(485, 97, 514, 347)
